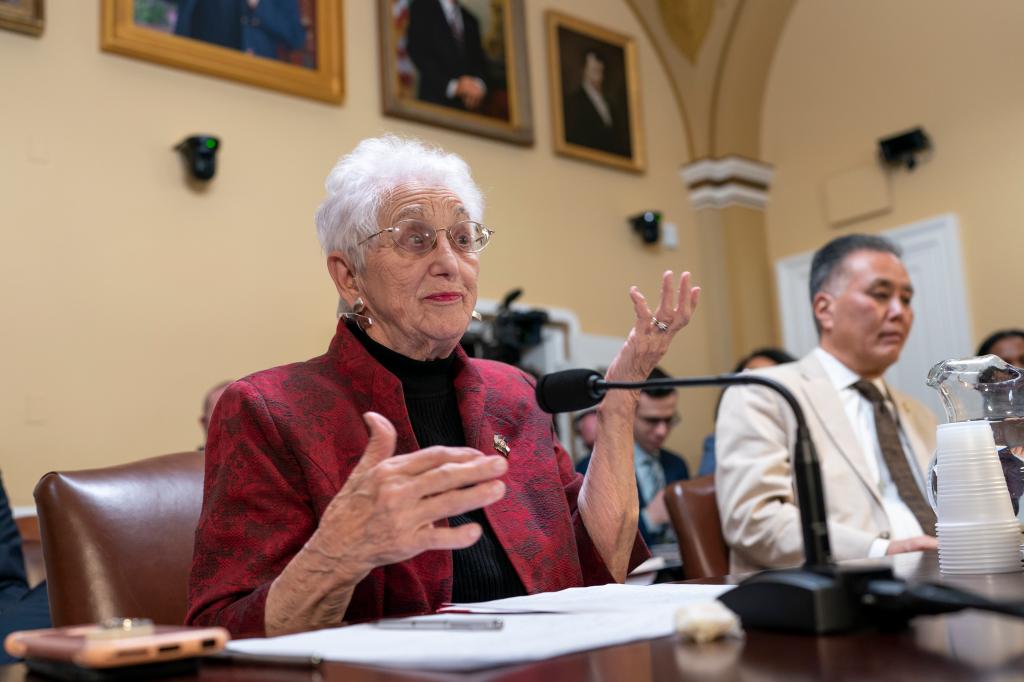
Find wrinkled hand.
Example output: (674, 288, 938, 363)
(456, 76, 485, 109)
(885, 535, 938, 556)
(644, 488, 670, 526)
(306, 412, 508, 582)
(605, 271, 701, 383)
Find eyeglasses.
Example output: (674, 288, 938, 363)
(359, 219, 495, 256)
(637, 414, 680, 428)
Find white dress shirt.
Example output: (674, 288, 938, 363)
(813, 348, 925, 557)
(582, 81, 613, 128)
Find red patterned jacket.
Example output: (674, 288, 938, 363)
(186, 321, 648, 636)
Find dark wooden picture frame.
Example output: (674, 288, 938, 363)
(0, 0, 44, 36)
(100, 0, 344, 104)
(547, 11, 645, 172)
(379, 0, 533, 146)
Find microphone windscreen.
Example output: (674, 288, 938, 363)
(535, 369, 603, 413)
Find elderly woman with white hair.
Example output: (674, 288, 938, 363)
(187, 135, 700, 637)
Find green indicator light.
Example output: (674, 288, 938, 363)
(205, 139, 217, 149)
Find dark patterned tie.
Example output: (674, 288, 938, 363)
(852, 380, 937, 536)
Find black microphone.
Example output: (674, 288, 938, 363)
(535, 369, 604, 413)
(536, 368, 833, 570)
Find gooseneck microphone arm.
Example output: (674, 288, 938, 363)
(585, 373, 833, 569)
(535, 369, 834, 569)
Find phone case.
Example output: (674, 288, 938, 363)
(4, 624, 229, 668)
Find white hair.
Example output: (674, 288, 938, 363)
(314, 135, 485, 272)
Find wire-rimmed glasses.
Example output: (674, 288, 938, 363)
(359, 219, 494, 256)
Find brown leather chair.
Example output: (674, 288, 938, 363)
(34, 451, 204, 626)
(664, 475, 730, 580)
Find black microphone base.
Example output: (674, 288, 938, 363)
(718, 564, 896, 635)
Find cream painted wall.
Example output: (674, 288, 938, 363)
(0, 1, 713, 504)
(762, 1, 1024, 353)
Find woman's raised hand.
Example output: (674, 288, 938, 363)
(605, 271, 700, 383)
(306, 412, 508, 582)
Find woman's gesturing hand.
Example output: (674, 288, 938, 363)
(306, 412, 508, 583)
(605, 270, 701, 383)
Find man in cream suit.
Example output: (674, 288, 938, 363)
(716, 234, 939, 573)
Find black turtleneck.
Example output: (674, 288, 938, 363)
(349, 322, 525, 603)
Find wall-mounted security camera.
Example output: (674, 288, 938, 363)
(175, 135, 220, 181)
(630, 211, 661, 244)
(878, 127, 930, 170)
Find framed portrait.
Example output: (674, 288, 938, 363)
(546, 11, 645, 172)
(100, 0, 344, 104)
(378, 0, 533, 146)
(0, 0, 44, 36)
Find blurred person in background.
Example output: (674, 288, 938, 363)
(199, 380, 232, 450)
(577, 367, 689, 546)
(698, 348, 796, 477)
(0, 474, 49, 663)
(977, 329, 1024, 368)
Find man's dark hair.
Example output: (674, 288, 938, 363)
(641, 366, 674, 398)
(977, 329, 1024, 356)
(808, 234, 902, 303)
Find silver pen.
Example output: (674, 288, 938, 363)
(373, 618, 504, 631)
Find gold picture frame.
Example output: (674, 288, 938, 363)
(100, 0, 344, 104)
(0, 0, 44, 36)
(378, 0, 533, 146)
(546, 11, 645, 172)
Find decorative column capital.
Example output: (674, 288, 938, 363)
(680, 156, 774, 210)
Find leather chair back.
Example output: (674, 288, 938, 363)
(664, 475, 729, 580)
(34, 451, 204, 626)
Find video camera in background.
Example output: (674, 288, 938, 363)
(461, 288, 549, 372)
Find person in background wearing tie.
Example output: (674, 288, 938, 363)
(716, 234, 938, 573)
(406, 0, 489, 112)
(577, 368, 689, 546)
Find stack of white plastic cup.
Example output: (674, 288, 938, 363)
(934, 421, 1022, 575)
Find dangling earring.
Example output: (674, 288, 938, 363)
(341, 296, 374, 329)
(471, 310, 483, 321)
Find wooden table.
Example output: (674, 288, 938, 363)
(3, 552, 1023, 681)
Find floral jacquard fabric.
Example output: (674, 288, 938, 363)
(186, 320, 648, 636)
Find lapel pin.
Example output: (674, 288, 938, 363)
(493, 434, 510, 457)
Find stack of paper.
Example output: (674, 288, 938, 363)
(227, 583, 734, 671)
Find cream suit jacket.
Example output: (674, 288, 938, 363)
(714, 352, 937, 573)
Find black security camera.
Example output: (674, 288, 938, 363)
(175, 135, 220, 181)
(878, 127, 930, 170)
(630, 211, 661, 244)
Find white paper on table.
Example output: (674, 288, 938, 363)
(227, 583, 734, 671)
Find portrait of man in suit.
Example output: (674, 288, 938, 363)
(399, 0, 510, 121)
(382, 0, 532, 143)
(561, 45, 631, 158)
(548, 12, 642, 171)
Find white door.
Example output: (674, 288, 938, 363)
(775, 214, 973, 418)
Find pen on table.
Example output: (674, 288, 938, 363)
(373, 618, 504, 631)
(210, 651, 322, 668)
